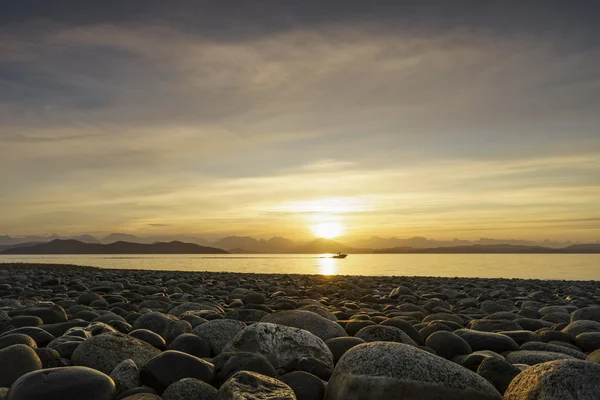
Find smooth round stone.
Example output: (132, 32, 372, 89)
(6, 316, 43, 328)
(116, 387, 159, 400)
(355, 325, 417, 345)
(326, 342, 502, 399)
(0, 327, 55, 347)
(223, 309, 268, 323)
(454, 329, 519, 353)
(476, 358, 522, 395)
(419, 322, 452, 340)
(217, 371, 295, 400)
(453, 350, 505, 371)
(425, 331, 471, 359)
(469, 319, 522, 332)
(520, 341, 586, 359)
(9, 305, 68, 324)
(110, 359, 140, 395)
(562, 320, 600, 336)
(129, 329, 167, 350)
(261, 310, 347, 341)
(0, 333, 37, 350)
(34, 347, 61, 368)
(299, 305, 338, 321)
(505, 360, 600, 399)
(47, 335, 86, 358)
(570, 307, 600, 323)
(505, 350, 577, 366)
(325, 337, 366, 364)
(242, 292, 266, 305)
(213, 352, 278, 387)
(167, 333, 211, 358)
(280, 371, 326, 400)
(162, 378, 218, 400)
(140, 350, 214, 394)
(498, 330, 541, 345)
(379, 317, 425, 345)
(71, 332, 161, 375)
(344, 320, 375, 336)
(192, 319, 246, 356)
(7, 366, 116, 400)
(131, 312, 176, 336)
(222, 323, 333, 375)
(575, 332, 600, 352)
(0, 344, 42, 387)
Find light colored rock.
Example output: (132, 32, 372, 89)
(192, 319, 246, 356)
(326, 342, 502, 400)
(71, 332, 161, 374)
(261, 311, 346, 341)
(217, 371, 295, 400)
(222, 322, 333, 375)
(162, 378, 218, 400)
(505, 360, 600, 399)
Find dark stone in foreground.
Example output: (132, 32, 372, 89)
(0, 344, 42, 387)
(140, 350, 214, 393)
(7, 366, 116, 400)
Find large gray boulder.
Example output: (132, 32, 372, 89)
(217, 371, 295, 400)
(355, 325, 417, 345)
(261, 311, 346, 341)
(192, 319, 246, 356)
(71, 333, 161, 374)
(326, 342, 502, 400)
(505, 360, 600, 399)
(222, 323, 333, 375)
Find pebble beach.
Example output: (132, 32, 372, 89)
(1, 263, 600, 399)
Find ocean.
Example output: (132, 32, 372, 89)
(1, 254, 599, 280)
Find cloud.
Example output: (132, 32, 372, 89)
(0, 3, 599, 240)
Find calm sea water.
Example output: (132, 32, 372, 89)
(1, 254, 599, 280)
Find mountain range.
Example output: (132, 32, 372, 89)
(1, 238, 600, 255)
(0, 240, 228, 255)
(0, 233, 592, 253)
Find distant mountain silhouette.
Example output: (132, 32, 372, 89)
(101, 233, 143, 244)
(215, 236, 296, 253)
(349, 236, 579, 249)
(1, 233, 597, 254)
(372, 244, 600, 254)
(0, 239, 229, 255)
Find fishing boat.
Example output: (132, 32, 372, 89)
(332, 253, 347, 259)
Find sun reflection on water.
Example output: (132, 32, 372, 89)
(318, 256, 338, 275)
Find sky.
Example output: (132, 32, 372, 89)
(1, 1, 599, 242)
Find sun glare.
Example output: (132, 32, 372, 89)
(311, 221, 344, 239)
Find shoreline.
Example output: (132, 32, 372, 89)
(1, 262, 600, 283)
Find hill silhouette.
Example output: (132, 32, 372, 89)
(0, 239, 229, 255)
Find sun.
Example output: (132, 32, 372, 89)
(311, 221, 344, 239)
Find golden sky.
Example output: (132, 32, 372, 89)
(1, 2, 599, 242)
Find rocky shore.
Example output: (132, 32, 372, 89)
(0, 263, 599, 399)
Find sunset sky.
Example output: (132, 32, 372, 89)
(1, 1, 599, 241)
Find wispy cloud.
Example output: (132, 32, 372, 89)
(0, 3, 599, 240)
